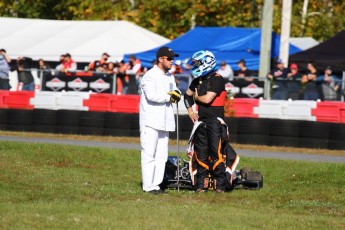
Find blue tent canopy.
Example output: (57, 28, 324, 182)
(124, 27, 301, 71)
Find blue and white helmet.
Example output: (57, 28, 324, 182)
(189, 50, 216, 78)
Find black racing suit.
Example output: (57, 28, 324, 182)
(188, 71, 228, 191)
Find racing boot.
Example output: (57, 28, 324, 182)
(196, 177, 209, 193)
(213, 179, 224, 193)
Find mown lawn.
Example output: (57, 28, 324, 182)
(0, 140, 344, 230)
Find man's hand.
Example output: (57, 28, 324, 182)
(168, 90, 181, 103)
(188, 111, 199, 123)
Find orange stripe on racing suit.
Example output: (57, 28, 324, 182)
(195, 151, 210, 171)
(213, 139, 225, 170)
(210, 90, 226, 107)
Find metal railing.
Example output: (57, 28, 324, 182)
(5, 68, 345, 102)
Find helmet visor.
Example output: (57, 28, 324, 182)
(188, 58, 203, 68)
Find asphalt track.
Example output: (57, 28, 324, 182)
(1, 135, 344, 163)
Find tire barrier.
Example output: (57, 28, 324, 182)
(78, 111, 105, 136)
(169, 114, 194, 140)
(0, 108, 7, 130)
(0, 108, 344, 150)
(237, 118, 269, 145)
(269, 119, 300, 147)
(328, 123, 345, 150)
(31, 109, 57, 133)
(55, 110, 80, 134)
(226, 117, 238, 143)
(299, 122, 330, 150)
(7, 109, 33, 132)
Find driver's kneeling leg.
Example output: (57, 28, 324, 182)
(213, 164, 226, 192)
(194, 148, 210, 192)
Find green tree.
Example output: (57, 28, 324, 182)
(0, 0, 344, 41)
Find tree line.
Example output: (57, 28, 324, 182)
(0, 0, 344, 41)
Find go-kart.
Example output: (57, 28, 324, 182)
(162, 156, 263, 191)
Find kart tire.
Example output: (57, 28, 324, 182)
(240, 167, 252, 179)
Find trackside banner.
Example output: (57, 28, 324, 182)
(41, 72, 113, 93)
(225, 79, 265, 98)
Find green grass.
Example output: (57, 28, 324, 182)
(0, 140, 344, 230)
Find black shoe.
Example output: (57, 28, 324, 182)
(215, 189, 224, 193)
(156, 189, 168, 195)
(196, 188, 207, 193)
(146, 190, 159, 195)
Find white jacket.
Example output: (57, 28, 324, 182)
(140, 65, 178, 132)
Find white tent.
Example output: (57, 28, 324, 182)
(0, 17, 170, 63)
(289, 37, 319, 51)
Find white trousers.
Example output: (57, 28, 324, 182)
(140, 126, 169, 192)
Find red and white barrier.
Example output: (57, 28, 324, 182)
(1, 90, 345, 123)
(283, 100, 317, 121)
(253, 99, 285, 119)
(311, 101, 345, 123)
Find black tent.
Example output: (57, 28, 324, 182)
(289, 31, 345, 75)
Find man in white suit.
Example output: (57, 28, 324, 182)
(139, 47, 181, 194)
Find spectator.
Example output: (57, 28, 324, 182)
(170, 59, 183, 75)
(88, 52, 110, 73)
(151, 59, 157, 69)
(126, 55, 142, 75)
(106, 62, 116, 74)
(217, 60, 234, 79)
(11, 57, 35, 91)
(37, 58, 51, 79)
(0, 48, 11, 90)
(317, 66, 340, 101)
(171, 60, 188, 94)
(236, 59, 253, 81)
(114, 60, 128, 95)
(182, 58, 192, 76)
(58, 54, 65, 65)
(301, 62, 320, 100)
(55, 53, 77, 73)
(267, 59, 289, 100)
(125, 55, 142, 94)
(287, 63, 304, 100)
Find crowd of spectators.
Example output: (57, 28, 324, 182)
(267, 59, 343, 101)
(0, 48, 343, 101)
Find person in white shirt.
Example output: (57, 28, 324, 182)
(217, 60, 233, 79)
(55, 53, 77, 73)
(140, 46, 181, 194)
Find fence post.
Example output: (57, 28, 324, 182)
(341, 71, 345, 102)
(263, 78, 271, 99)
(112, 73, 117, 95)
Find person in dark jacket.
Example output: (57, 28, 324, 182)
(267, 59, 289, 100)
(11, 57, 35, 91)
